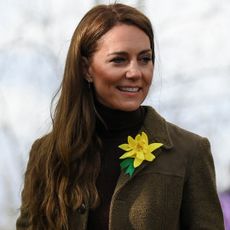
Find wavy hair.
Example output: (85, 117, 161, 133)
(20, 3, 155, 229)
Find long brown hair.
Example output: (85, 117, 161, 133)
(20, 3, 155, 229)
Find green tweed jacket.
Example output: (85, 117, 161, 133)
(16, 106, 224, 229)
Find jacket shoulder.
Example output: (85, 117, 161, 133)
(142, 106, 212, 176)
(143, 105, 207, 145)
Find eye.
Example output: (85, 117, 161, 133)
(110, 57, 126, 64)
(139, 55, 152, 64)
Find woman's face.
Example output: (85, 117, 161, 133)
(87, 24, 154, 111)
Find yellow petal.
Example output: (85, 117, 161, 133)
(134, 158, 143, 168)
(128, 136, 136, 148)
(118, 143, 132, 151)
(119, 150, 135, 159)
(141, 132, 148, 145)
(145, 152, 155, 161)
(148, 143, 163, 152)
(135, 134, 141, 142)
(136, 151, 145, 160)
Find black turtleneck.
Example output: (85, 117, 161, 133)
(87, 102, 146, 230)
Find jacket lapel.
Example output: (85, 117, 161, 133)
(113, 106, 174, 195)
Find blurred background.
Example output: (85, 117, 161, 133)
(0, 0, 229, 229)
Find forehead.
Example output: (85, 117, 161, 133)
(96, 24, 151, 52)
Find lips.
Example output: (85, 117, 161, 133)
(117, 86, 140, 92)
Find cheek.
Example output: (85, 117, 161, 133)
(144, 69, 154, 85)
(93, 70, 121, 88)
(93, 76, 117, 99)
(93, 76, 115, 89)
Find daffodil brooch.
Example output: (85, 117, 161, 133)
(119, 132, 163, 176)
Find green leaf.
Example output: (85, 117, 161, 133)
(120, 158, 135, 176)
(125, 163, 135, 176)
(120, 158, 133, 169)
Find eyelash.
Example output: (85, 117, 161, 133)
(140, 56, 152, 63)
(110, 57, 126, 64)
(110, 56, 152, 64)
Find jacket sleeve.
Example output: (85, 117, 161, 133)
(16, 139, 41, 230)
(180, 137, 224, 229)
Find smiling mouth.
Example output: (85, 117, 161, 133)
(117, 87, 140, 92)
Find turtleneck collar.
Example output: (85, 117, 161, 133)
(95, 100, 145, 135)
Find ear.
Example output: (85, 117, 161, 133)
(82, 57, 93, 82)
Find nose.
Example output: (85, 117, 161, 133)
(125, 62, 142, 79)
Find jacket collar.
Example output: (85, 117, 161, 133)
(141, 106, 173, 150)
(112, 106, 173, 198)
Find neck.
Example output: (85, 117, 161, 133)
(95, 101, 145, 134)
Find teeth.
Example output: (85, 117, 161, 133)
(119, 87, 139, 92)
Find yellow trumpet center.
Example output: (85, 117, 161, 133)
(136, 143, 144, 151)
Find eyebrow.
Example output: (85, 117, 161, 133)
(107, 49, 152, 56)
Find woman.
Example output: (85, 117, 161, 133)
(16, 3, 224, 230)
